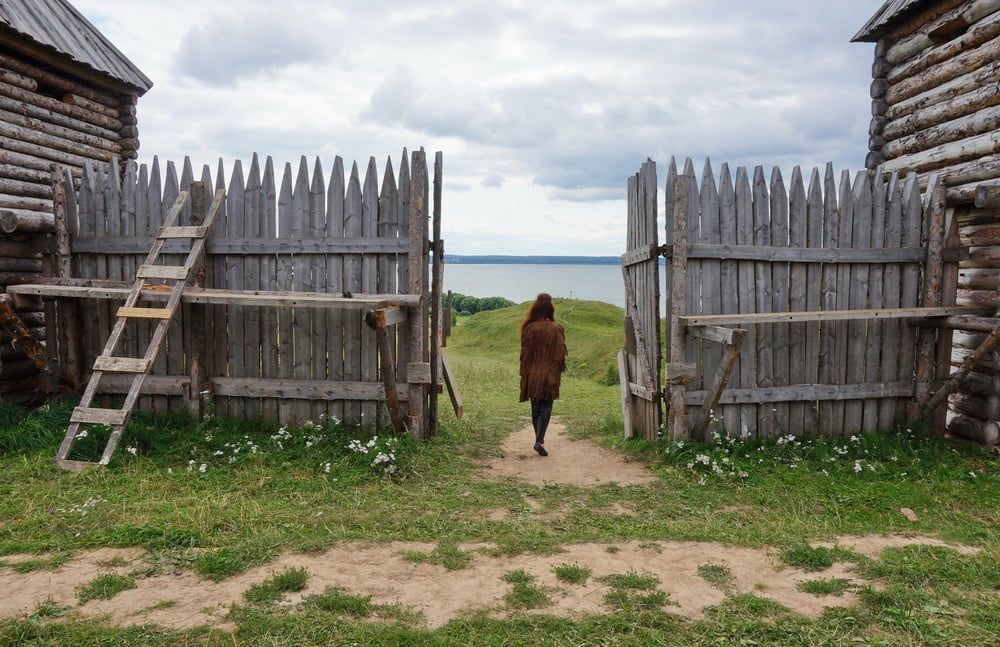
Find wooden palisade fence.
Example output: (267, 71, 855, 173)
(5, 148, 453, 444)
(621, 157, 994, 442)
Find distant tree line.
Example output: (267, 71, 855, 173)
(450, 293, 514, 316)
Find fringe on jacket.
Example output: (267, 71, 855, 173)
(519, 319, 567, 402)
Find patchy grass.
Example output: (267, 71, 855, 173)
(30, 598, 71, 621)
(601, 570, 660, 590)
(193, 542, 276, 581)
(302, 587, 373, 617)
(553, 562, 591, 585)
(697, 562, 735, 591)
(76, 573, 137, 605)
(243, 567, 309, 605)
(604, 588, 670, 611)
(1, 553, 71, 574)
(503, 570, 551, 610)
(779, 545, 843, 572)
(798, 578, 854, 596)
(402, 543, 473, 571)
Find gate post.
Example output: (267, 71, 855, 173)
(668, 174, 690, 440)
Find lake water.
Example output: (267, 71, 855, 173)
(444, 264, 668, 308)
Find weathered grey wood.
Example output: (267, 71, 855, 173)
(933, 203, 962, 432)
(668, 173, 690, 440)
(699, 159, 722, 432)
(70, 237, 411, 255)
(52, 165, 81, 387)
(885, 105, 1000, 160)
(752, 166, 774, 437)
(879, 173, 904, 427)
(0, 208, 54, 233)
(692, 328, 746, 440)
(0, 79, 123, 131)
(185, 180, 208, 418)
(887, 34, 1000, 106)
(326, 156, 346, 424)
(898, 173, 924, 423)
(687, 325, 740, 345)
(0, 193, 53, 212)
(913, 315, 1000, 332)
(845, 172, 873, 434)
(276, 163, 294, 421)
(625, 173, 642, 438)
(243, 155, 263, 420)
(915, 177, 947, 421)
(769, 167, 791, 435)
(407, 150, 427, 438)
(717, 163, 740, 433)
(345, 161, 364, 425)
(378, 156, 400, 428)
(621, 261, 655, 390)
(683, 159, 701, 413)
(396, 150, 411, 418)
(366, 309, 405, 435)
(308, 157, 327, 422)
(885, 81, 1000, 143)
(620, 243, 659, 267)
(947, 412, 1000, 444)
(788, 167, 809, 433)
(162, 162, 184, 411)
(429, 152, 444, 436)
(917, 324, 1000, 423)
(733, 166, 757, 437)
(663, 244, 930, 263)
(817, 165, 840, 434)
(209, 378, 409, 401)
(617, 348, 635, 438)
(679, 306, 987, 326)
(885, 0, 1000, 68)
(259, 156, 278, 420)
(884, 130, 1000, 174)
(684, 381, 915, 406)
(441, 351, 462, 418)
(223, 160, 247, 417)
(361, 157, 379, 427)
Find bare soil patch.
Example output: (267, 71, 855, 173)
(484, 419, 658, 487)
(0, 535, 974, 630)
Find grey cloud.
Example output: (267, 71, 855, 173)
(481, 174, 504, 188)
(174, 13, 329, 85)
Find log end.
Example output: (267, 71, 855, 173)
(974, 185, 1000, 209)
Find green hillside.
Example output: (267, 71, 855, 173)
(448, 299, 624, 383)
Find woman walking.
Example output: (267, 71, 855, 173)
(519, 293, 567, 456)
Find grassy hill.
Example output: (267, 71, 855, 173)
(448, 299, 624, 384)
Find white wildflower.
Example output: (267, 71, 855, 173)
(853, 461, 863, 473)
(125, 446, 137, 456)
(969, 471, 977, 478)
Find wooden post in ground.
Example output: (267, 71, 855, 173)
(914, 176, 946, 423)
(429, 152, 443, 436)
(185, 181, 209, 418)
(668, 174, 691, 440)
(366, 309, 406, 435)
(932, 204, 961, 432)
(406, 150, 428, 438)
(51, 164, 81, 389)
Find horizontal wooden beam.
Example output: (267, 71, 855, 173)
(6, 281, 422, 309)
(620, 243, 660, 267)
(96, 375, 411, 401)
(684, 381, 915, 406)
(628, 382, 657, 401)
(71, 237, 411, 255)
(687, 325, 745, 345)
(662, 243, 965, 264)
(909, 315, 1000, 333)
(680, 306, 992, 327)
(665, 362, 697, 385)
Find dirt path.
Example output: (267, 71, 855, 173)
(0, 535, 975, 630)
(483, 419, 658, 486)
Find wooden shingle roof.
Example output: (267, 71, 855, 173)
(0, 0, 152, 93)
(853, 0, 937, 42)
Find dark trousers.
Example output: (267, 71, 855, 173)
(531, 398, 553, 444)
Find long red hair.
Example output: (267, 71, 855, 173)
(521, 293, 555, 332)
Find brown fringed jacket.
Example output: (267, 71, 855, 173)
(519, 320, 567, 402)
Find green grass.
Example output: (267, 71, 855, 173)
(243, 567, 309, 605)
(600, 570, 660, 590)
(779, 545, 844, 572)
(75, 573, 136, 605)
(1, 552, 70, 573)
(402, 544, 473, 570)
(552, 562, 591, 585)
(604, 588, 670, 611)
(0, 299, 998, 645)
(301, 587, 373, 617)
(797, 578, 854, 596)
(501, 569, 534, 584)
(502, 571, 551, 610)
(697, 563, 734, 591)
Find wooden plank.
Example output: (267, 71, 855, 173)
(665, 362, 698, 385)
(134, 162, 152, 411)
(752, 166, 774, 437)
(52, 164, 81, 388)
(831, 169, 855, 435)
(441, 351, 463, 419)
(407, 151, 427, 438)
(915, 177, 947, 421)
(788, 167, 810, 434)
(878, 173, 904, 427)
(620, 243, 660, 267)
(307, 157, 327, 423)
(225, 160, 247, 417)
(345, 161, 364, 426)
(844, 172, 873, 435)
(933, 203, 962, 432)
(717, 163, 740, 434)
(155, 161, 178, 412)
(260, 157, 279, 420)
(687, 325, 739, 345)
(378, 156, 400, 427)
(683, 159, 701, 420)
(396, 150, 411, 414)
(210, 377, 409, 401)
(734, 166, 758, 438)
(366, 309, 405, 435)
(680, 306, 988, 326)
(185, 180, 209, 418)
(684, 381, 914, 406)
(275, 162, 294, 421)
(71, 406, 127, 425)
(663, 244, 932, 263)
(95, 374, 190, 396)
(241, 155, 262, 420)
(700, 159, 723, 434)
(617, 348, 634, 438)
(692, 328, 746, 440)
(92, 356, 150, 373)
(136, 265, 188, 280)
(769, 167, 791, 435)
(898, 173, 924, 423)
(668, 172, 690, 440)
(326, 156, 346, 424)
(863, 171, 888, 432)
(625, 173, 641, 438)
(429, 152, 444, 436)
(629, 382, 656, 401)
(117, 306, 172, 319)
(361, 157, 380, 427)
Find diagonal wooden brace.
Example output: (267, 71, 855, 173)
(691, 328, 747, 441)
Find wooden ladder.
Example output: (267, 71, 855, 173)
(55, 188, 224, 471)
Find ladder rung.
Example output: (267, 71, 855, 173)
(157, 225, 207, 239)
(54, 458, 102, 471)
(71, 407, 128, 426)
(117, 306, 173, 319)
(93, 356, 150, 373)
(137, 264, 189, 280)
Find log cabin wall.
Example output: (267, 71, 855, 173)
(0, 40, 143, 401)
(859, 0, 1000, 445)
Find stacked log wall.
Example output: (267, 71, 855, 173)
(0, 43, 139, 400)
(870, 0, 1000, 444)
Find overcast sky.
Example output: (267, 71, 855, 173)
(78, 0, 879, 255)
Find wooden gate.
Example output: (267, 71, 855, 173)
(623, 157, 986, 441)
